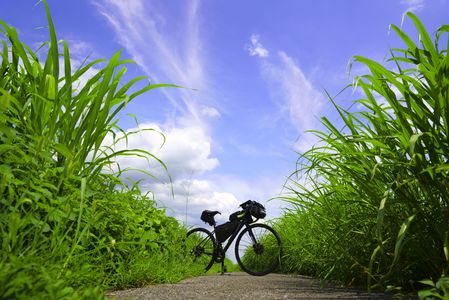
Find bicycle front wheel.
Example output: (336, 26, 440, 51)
(235, 223, 282, 276)
(185, 227, 216, 272)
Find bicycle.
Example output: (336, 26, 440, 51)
(184, 200, 282, 276)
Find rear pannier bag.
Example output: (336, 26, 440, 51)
(215, 221, 239, 243)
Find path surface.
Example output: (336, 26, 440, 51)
(106, 273, 399, 299)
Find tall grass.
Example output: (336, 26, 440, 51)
(0, 2, 200, 298)
(279, 12, 449, 293)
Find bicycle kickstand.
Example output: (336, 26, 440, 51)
(221, 259, 232, 275)
(221, 259, 227, 275)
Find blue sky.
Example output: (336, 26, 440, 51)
(1, 0, 448, 225)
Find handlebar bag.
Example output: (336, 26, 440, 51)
(249, 202, 266, 219)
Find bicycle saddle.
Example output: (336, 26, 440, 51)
(201, 210, 221, 226)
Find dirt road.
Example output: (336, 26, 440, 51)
(106, 273, 400, 299)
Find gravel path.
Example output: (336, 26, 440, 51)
(106, 273, 401, 299)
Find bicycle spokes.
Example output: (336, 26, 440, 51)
(185, 228, 216, 272)
(235, 224, 281, 276)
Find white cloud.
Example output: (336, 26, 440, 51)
(246, 34, 269, 58)
(99, 121, 286, 225)
(201, 106, 221, 118)
(99, 123, 287, 227)
(157, 126, 219, 179)
(66, 39, 93, 59)
(401, 0, 425, 12)
(258, 50, 325, 152)
(148, 179, 240, 226)
(103, 122, 219, 182)
(146, 173, 285, 227)
(98, 122, 272, 227)
(70, 61, 102, 91)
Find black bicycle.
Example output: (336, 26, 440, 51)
(184, 200, 282, 276)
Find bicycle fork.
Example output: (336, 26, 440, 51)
(246, 226, 264, 255)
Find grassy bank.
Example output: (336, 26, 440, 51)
(0, 2, 203, 298)
(277, 12, 449, 297)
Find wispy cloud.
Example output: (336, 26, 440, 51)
(247, 34, 324, 151)
(92, 0, 210, 123)
(246, 34, 269, 58)
(274, 52, 324, 133)
(91, 0, 236, 222)
(401, 0, 425, 12)
(273, 52, 324, 151)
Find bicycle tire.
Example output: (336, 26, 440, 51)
(185, 227, 216, 272)
(235, 223, 282, 276)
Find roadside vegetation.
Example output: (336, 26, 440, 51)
(0, 2, 203, 299)
(2, 1, 448, 298)
(277, 12, 449, 298)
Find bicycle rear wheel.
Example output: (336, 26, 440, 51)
(185, 227, 216, 272)
(235, 223, 282, 276)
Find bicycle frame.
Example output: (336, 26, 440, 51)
(212, 217, 256, 256)
(187, 200, 280, 276)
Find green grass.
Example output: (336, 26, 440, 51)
(3, 2, 448, 298)
(277, 12, 449, 296)
(0, 1, 203, 298)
